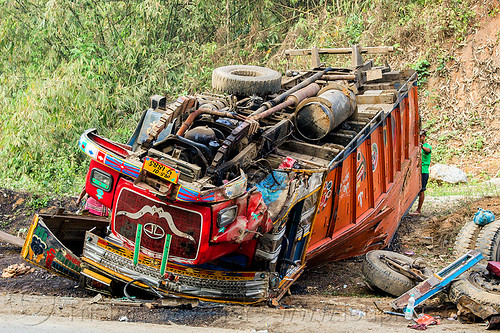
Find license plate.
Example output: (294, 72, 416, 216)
(142, 157, 180, 184)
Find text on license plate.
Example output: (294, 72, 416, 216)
(142, 157, 180, 184)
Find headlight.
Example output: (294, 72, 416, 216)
(217, 205, 238, 228)
(90, 168, 113, 192)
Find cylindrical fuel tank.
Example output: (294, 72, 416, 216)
(294, 84, 356, 140)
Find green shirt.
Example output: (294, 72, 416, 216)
(421, 143, 431, 174)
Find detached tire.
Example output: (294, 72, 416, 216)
(212, 65, 281, 96)
(454, 221, 480, 256)
(362, 250, 433, 297)
(476, 220, 500, 261)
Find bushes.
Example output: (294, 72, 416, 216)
(0, 0, 481, 194)
(0, 0, 293, 194)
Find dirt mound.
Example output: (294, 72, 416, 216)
(396, 196, 500, 271)
(0, 187, 78, 235)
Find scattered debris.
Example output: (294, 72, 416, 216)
(118, 315, 129, 322)
(0, 230, 24, 247)
(2, 263, 34, 278)
(149, 298, 200, 309)
(392, 250, 483, 310)
(16, 227, 27, 239)
(474, 207, 495, 226)
(415, 313, 440, 326)
(385, 311, 405, 317)
(408, 323, 428, 330)
(487, 261, 500, 278)
(349, 309, 366, 316)
(90, 293, 104, 304)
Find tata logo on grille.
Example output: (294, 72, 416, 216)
(143, 223, 166, 240)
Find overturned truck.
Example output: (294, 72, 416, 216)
(22, 46, 421, 304)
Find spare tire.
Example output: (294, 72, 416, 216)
(362, 250, 433, 297)
(212, 65, 281, 96)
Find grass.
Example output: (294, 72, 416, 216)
(27, 195, 50, 210)
(427, 178, 500, 197)
(0, 0, 494, 196)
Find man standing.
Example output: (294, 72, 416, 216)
(414, 130, 431, 215)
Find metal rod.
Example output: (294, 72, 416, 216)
(176, 108, 246, 137)
(251, 83, 320, 121)
(250, 67, 332, 117)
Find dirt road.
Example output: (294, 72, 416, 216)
(0, 294, 484, 333)
(1, 187, 499, 332)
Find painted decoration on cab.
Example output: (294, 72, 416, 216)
(356, 151, 366, 189)
(318, 181, 333, 212)
(116, 205, 195, 242)
(79, 133, 141, 179)
(339, 172, 350, 199)
(372, 143, 379, 172)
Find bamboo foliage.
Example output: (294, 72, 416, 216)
(0, 0, 483, 193)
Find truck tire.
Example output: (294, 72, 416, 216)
(449, 269, 500, 319)
(362, 250, 433, 297)
(212, 65, 281, 96)
(476, 220, 500, 261)
(454, 221, 480, 256)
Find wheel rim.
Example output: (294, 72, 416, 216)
(380, 254, 428, 281)
(469, 271, 500, 294)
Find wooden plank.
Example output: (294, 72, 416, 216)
(282, 140, 340, 160)
(360, 82, 395, 90)
(0, 230, 25, 247)
(365, 69, 383, 82)
(369, 71, 402, 82)
(311, 45, 320, 68)
(275, 149, 329, 167)
(352, 45, 363, 67)
(357, 91, 396, 104)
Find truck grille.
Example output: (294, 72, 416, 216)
(112, 187, 202, 261)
